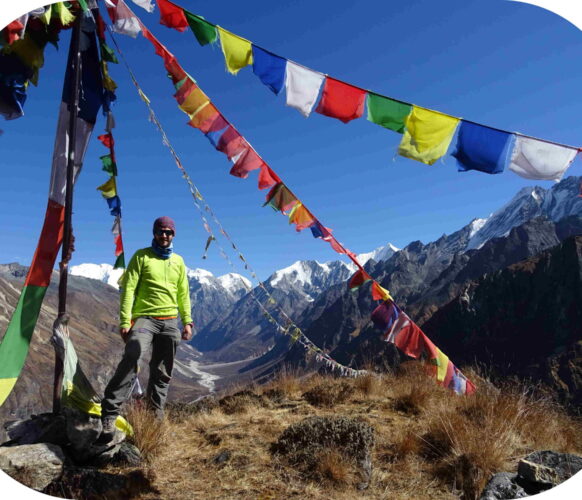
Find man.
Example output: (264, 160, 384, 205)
(99, 216, 193, 442)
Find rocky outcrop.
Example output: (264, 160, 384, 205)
(0, 442, 65, 491)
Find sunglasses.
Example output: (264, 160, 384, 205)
(155, 229, 174, 237)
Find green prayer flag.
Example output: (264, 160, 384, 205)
(100, 154, 118, 176)
(114, 253, 125, 269)
(184, 12, 217, 46)
(366, 93, 412, 133)
(100, 42, 118, 64)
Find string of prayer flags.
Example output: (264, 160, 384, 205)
(315, 77, 366, 124)
(218, 27, 253, 75)
(366, 93, 411, 133)
(252, 46, 286, 95)
(509, 135, 578, 181)
(157, 0, 189, 32)
(398, 106, 460, 165)
(285, 61, 325, 117)
(453, 121, 513, 174)
(184, 12, 217, 46)
(111, 216, 125, 268)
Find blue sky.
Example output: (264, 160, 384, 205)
(1, 0, 581, 280)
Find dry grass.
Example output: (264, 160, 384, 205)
(302, 379, 355, 408)
(124, 400, 168, 464)
(96, 366, 582, 500)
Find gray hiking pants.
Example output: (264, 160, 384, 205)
(102, 317, 181, 418)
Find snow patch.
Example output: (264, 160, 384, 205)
(217, 273, 251, 293)
(70, 263, 124, 289)
(187, 267, 214, 286)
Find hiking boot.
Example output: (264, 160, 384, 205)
(96, 416, 117, 444)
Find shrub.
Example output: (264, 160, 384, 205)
(125, 401, 168, 463)
(302, 380, 355, 408)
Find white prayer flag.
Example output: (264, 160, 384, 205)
(284, 61, 325, 117)
(509, 135, 578, 181)
(109, 0, 142, 38)
(131, 0, 155, 13)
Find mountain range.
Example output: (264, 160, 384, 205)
(2, 176, 580, 422)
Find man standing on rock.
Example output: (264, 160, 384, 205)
(98, 216, 193, 442)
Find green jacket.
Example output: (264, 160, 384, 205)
(119, 248, 192, 329)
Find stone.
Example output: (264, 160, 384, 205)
(43, 466, 157, 499)
(0, 443, 65, 491)
(479, 472, 528, 500)
(211, 449, 231, 465)
(271, 416, 374, 488)
(518, 450, 582, 488)
(3, 413, 68, 447)
(92, 442, 142, 468)
(64, 407, 103, 452)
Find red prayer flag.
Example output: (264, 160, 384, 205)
(258, 165, 281, 190)
(392, 317, 425, 359)
(114, 234, 124, 256)
(349, 269, 371, 290)
(217, 126, 246, 159)
(4, 20, 24, 45)
(157, 0, 189, 32)
(142, 26, 186, 82)
(230, 147, 265, 178)
(315, 77, 366, 124)
(98, 133, 114, 149)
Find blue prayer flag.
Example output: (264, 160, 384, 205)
(205, 126, 229, 148)
(106, 195, 121, 216)
(252, 45, 286, 95)
(452, 121, 514, 174)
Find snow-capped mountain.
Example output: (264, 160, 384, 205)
(269, 260, 355, 302)
(70, 263, 124, 289)
(357, 243, 399, 265)
(466, 176, 582, 250)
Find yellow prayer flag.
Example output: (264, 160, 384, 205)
(435, 348, 450, 382)
(398, 106, 460, 165)
(40, 5, 52, 25)
(101, 63, 118, 92)
(97, 177, 117, 199)
(217, 27, 253, 75)
(179, 87, 210, 115)
(53, 2, 75, 26)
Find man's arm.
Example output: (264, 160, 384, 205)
(119, 251, 141, 334)
(176, 259, 193, 340)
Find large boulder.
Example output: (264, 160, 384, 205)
(271, 416, 374, 488)
(3, 413, 68, 447)
(518, 450, 582, 491)
(0, 443, 65, 491)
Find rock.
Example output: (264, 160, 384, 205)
(271, 416, 374, 488)
(479, 472, 528, 499)
(211, 449, 231, 465)
(92, 442, 142, 468)
(0, 443, 65, 491)
(518, 450, 582, 489)
(64, 407, 103, 452)
(43, 466, 157, 499)
(3, 413, 68, 447)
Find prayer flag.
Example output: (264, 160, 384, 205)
(252, 46, 286, 95)
(131, 0, 155, 12)
(349, 269, 371, 291)
(184, 12, 217, 46)
(114, 253, 126, 269)
(98, 133, 114, 148)
(106, 195, 121, 216)
(217, 127, 246, 159)
(366, 93, 411, 133)
(188, 103, 225, 133)
(97, 177, 117, 199)
(433, 347, 450, 383)
(3, 20, 25, 45)
(264, 183, 298, 212)
(453, 121, 513, 174)
(174, 78, 209, 115)
(230, 147, 265, 178)
(371, 301, 398, 331)
(157, 0, 189, 32)
(218, 27, 253, 75)
(205, 126, 229, 148)
(100, 42, 118, 64)
(141, 26, 186, 83)
(258, 165, 281, 189)
(315, 77, 366, 123)
(310, 222, 333, 240)
(285, 61, 325, 117)
(288, 203, 315, 231)
(509, 135, 578, 181)
(107, 0, 142, 38)
(100, 154, 117, 176)
(398, 106, 460, 165)
(371, 281, 392, 301)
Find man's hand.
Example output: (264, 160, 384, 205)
(182, 323, 193, 341)
(120, 327, 130, 343)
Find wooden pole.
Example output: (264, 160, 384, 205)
(53, 14, 83, 414)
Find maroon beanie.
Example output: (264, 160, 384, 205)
(153, 216, 176, 234)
